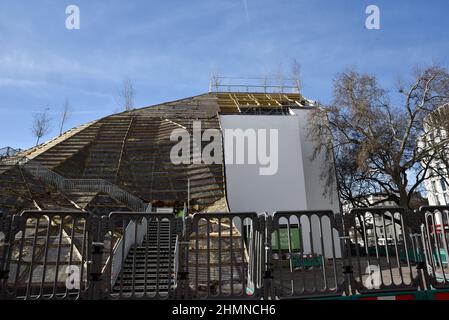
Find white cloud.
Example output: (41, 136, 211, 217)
(0, 50, 109, 80)
(0, 77, 47, 88)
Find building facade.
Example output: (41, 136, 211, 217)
(421, 104, 449, 206)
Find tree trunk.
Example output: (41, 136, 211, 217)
(398, 187, 409, 209)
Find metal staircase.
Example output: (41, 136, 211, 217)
(113, 219, 177, 296)
(0, 156, 149, 212)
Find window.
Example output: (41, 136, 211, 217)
(432, 180, 438, 193)
(445, 193, 449, 205)
(441, 179, 447, 192)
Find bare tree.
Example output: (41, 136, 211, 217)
(31, 108, 52, 146)
(308, 65, 449, 210)
(59, 98, 71, 136)
(117, 79, 134, 111)
(291, 59, 301, 93)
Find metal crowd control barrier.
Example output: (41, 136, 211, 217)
(270, 211, 344, 299)
(103, 212, 179, 300)
(419, 206, 449, 290)
(0, 211, 9, 299)
(343, 207, 421, 294)
(3, 207, 449, 300)
(185, 212, 264, 299)
(0, 210, 94, 300)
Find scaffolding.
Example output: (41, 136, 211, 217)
(209, 76, 301, 94)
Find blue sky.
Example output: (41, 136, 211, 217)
(0, 0, 448, 149)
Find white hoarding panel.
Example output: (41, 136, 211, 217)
(220, 115, 308, 213)
(220, 113, 341, 258)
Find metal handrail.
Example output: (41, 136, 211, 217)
(2, 156, 149, 212)
(212, 84, 299, 94)
(209, 76, 301, 94)
(0, 147, 22, 159)
(173, 234, 180, 287)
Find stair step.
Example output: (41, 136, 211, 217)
(125, 251, 174, 257)
(112, 285, 172, 292)
(120, 270, 175, 276)
(125, 256, 173, 267)
(128, 246, 174, 250)
(124, 259, 173, 263)
(114, 220, 179, 292)
(116, 270, 176, 277)
(129, 248, 175, 252)
(122, 264, 172, 268)
(128, 252, 174, 255)
(126, 254, 174, 258)
(115, 279, 174, 284)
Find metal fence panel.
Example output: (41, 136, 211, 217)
(102, 212, 180, 300)
(419, 206, 449, 290)
(4, 207, 447, 300)
(186, 212, 264, 299)
(270, 211, 344, 299)
(0, 211, 10, 299)
(344, 208, 421, 294)
(1, 211, 92, 300)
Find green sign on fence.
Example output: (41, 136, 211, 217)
(272, 227, 301, 250)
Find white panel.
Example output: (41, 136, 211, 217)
(220, 115, 307, 214)
(292, 109, 340, 213)
(220, 113, 342, 258)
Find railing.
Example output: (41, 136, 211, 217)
(23, 160, 66, 190)
(0, 157, 28, 166)
(63, 179, 146, 212)
(173, 235, 180, 288)
(209, 77, 300, 94)
(104, 212, 177, 300)
(186, 212, 262, 299)
(343, 207, 421, 294)
(212, 84, 299, 94)
(419, 206, 449, 289)
(0, 147, 22, 159)
(0, 211, 92, 300)
(270, 211, 344, 299)
(109, 216, 148, 288)
(2, 207, 449, 300)
(1, 157, 149, 212)
(0, 210, 9, 299)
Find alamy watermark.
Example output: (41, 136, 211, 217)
(66, 5, 80, 30)
(65, 265, 80, 290)
(365, 5, 380, 30)
(364, 265, 381, 289)
(63, 5, 379, 31)
(170, 120, 279, 176)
